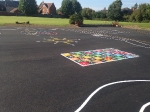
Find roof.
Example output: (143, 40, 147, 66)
(44, 3, 53, 9)
(38, 2, 55, 9)
(10, 7, 17, 12)
(0, 1, 19, 12)
(0, 1, 19, 7)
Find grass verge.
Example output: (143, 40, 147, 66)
(0, 16, 150, 30)
(0, 16, 69, 26)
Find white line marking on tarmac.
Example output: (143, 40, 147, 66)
(140, 102, 150, 112)
(0, 29, 17, 30)
(49, 28, 58, 30)
(74, 80, 150, 112)
(16, 27, 23, 29)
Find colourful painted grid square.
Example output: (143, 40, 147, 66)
(61, 48, 139, 67)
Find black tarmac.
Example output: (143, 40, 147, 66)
(0, 26, 150, 112)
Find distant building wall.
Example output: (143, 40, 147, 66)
(38, 2, 56, 15)
(42, 5, 48, 14)
(49, 4, 56, 15)
(0, 1, 19, 12)
(0, 3, 6, 11)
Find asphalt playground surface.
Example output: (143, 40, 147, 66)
(0, 25, 150, 112)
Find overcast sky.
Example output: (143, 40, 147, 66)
(36, 0, 150, 10)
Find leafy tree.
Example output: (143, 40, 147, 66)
(18, 0, 37, 15)
(133, 3, 138, 10)
(94, 8, 107, 19)
(129, 3, 150, 22)
(107, 0, 123, 20)
(135, 3, 138, 9)
(134, 10, 142, 22)
(121, 8, 133, 21)
(61, 0, 82, 17)
(129, 14, 136, 22)
(94, 11, 101, 18)
(122, 8, 133, 16)
(72, 0, 82, 14)
(93, 11, 107, 19)
(130, 3, 150, 22)
(69, 14, 83, 25)
(100, 11, 107, 19)
(139, 3, 149, 20)
(56, 7, 62, 14)
(61, 0, 74, 17)
(146, 4, 150, 19)
(129, 9, 142, 22)
(81, 8, 95, 19)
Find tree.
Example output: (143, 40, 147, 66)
(81, 8, 95, 19)
(107, 0, 122, 20)
(139, 3, 149, 20)
(131, 3, 138, 10)
(61, 0, 82, 17)
(56, 7, 62, 14)
(69, 14, 83, 25)
(129, 3, 150, 22)
(93, 11, 107, 19)
(134, 10, 142, 22)
(146, 4, 150, 19)
(18, 0, 37, 15)
(94, 11, 101, 18)
(72, 0, 82, 14)
(135, 3, 138, 9)
(61, 0, 74, 17)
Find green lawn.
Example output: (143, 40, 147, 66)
(120, 22, 150, 29)
(0, 16, 69, 26)
(0, 16, 150, 30)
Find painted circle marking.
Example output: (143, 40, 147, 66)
(139, 102, 150, 112)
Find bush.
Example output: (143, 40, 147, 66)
(69, 14, 83, 25)
(141, 20, 150, 23)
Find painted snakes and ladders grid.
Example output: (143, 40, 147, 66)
(61, 48, 139, 67)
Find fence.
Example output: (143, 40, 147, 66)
(0, 11, 18, 16)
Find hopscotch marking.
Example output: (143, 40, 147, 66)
(61, 48, 139, 67)
(63, 28, 150, 49)
(92, 34, 150, 49)
(74, 80, 150, 112)
(21, 29, 58, 36)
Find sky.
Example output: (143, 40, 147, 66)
(36, 0, 150, 11)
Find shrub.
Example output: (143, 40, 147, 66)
(69, 14, 83, 25)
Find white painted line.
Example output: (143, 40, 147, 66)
(36, 41, 41, 42)
(49, 28, 58, 30)
(139, 102, 150, 112)
(1, 29, 17, 30)
(16, 27, 23, 29)
(74, 80, 150, 112)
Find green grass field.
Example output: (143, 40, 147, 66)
(0, 16, 150, 30)
(0, 16, 69, 26)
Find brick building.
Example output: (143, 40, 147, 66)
(38, 1, 56, 15)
